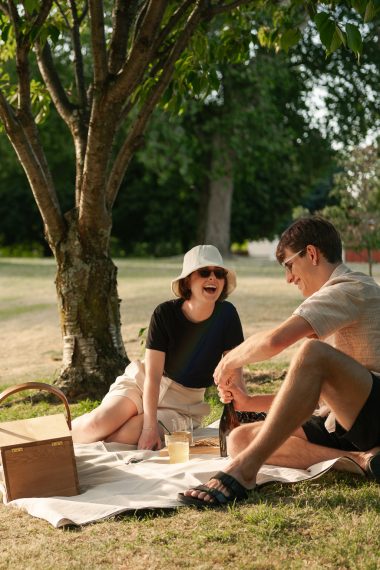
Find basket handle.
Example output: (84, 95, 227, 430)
(0, 382, 72, 430)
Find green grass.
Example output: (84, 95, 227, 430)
(0, 303, 53, 320)
(1, 400, 379, 570)
(1, 256, 380, 569)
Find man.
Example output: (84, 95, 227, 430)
(178, 216, 380, 508)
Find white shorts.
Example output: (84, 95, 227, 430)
(102, 360, 210, 429)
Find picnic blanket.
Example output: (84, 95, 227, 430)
(0, 424, 365, 528)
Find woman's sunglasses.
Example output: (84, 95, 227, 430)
(197, 268, 228, 279)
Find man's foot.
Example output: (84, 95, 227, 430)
(364, 447, 380, 482)
(177, 471, 254, 509)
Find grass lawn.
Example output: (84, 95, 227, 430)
(0, 256, 380, 569)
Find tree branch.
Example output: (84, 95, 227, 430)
(108, 0, 138, 75)
(36, 42, 75, 123)
(106, 1, 207, 207)
(108, 0, 167, 104)
(9, 0, 53, 112)
(77, 1, 168, 233)
(3, 1, 66, 247)
(54, 0, 71, 28)
(88, 0, 108, 84)
(0, 2, 8, 15)
(7, 2, 31, 115)
(41, 1, 88, 203)
(31, 0, 54, 34)
(36, 42, 88, 206)
(0, 90, 65, 247)
(77, 0, 89, 25)
(154, 0, 194, 48)
(147, 0, 195, 78)
(207, 0, 256, 17)
(69, 0, 88, 107)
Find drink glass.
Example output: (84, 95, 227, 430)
(170, 417, 194, 446)
(166, 434, 189, 464)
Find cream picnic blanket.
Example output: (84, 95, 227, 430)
(0, 424, 365, 528)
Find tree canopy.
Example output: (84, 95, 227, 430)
(0, 0, 376, 398)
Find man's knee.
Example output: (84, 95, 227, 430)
(294, 338, 332, 371)
(228, 422, 263, 456)
(298, 338, 328, 357)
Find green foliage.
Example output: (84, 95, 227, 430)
(116, 46, 335, 251)
(0, 241, 44, 257)
(138, 326, 147, 348)
(0, 1, 378, 257)
(346, 22, 363, 60)
(322, 144, 380, 274)
(315, 12, 346, 55)
(0, 104, 75, 253)
(29, 79, 51, 123)
(294, 5, 380, 148)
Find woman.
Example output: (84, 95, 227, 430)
(72, 245, 243, 449)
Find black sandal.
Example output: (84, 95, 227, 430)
(177, 471, 254, 509)
(366, 452, 380, 483)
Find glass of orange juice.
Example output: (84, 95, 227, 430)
(166, 434, 189, 464)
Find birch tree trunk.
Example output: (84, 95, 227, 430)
(53, 213, 127, 399)
(0, 1, 255, 399)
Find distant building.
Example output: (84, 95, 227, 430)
(248, 239, 277, 260)
(344, 249, 380, 263)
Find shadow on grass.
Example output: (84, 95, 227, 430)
(255, 471, 380, 513)
(60, 507, 179, 532)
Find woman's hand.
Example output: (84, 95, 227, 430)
(137, 425, 162, 450)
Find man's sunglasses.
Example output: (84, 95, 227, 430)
(197, 268, 228, 279)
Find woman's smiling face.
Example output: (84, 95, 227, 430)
(187, 266, 226, 302)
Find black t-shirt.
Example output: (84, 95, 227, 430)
(146, 299, 244, 388)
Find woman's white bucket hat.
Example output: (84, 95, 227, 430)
(171, 245, 237, 297)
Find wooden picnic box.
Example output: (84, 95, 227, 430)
(0, 382, 79, 502)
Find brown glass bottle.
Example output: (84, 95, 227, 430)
(219, 401, 240, 457)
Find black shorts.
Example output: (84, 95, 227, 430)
(302, 372, 380, 452)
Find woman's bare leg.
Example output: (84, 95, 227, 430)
(71, 396, 138, 443)
(104, 414, 144, 445)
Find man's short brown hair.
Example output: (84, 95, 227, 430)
(276, 216, 343, 264)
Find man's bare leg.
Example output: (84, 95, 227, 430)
(184, 339, 374, 502)
(228, 422, 377, 473)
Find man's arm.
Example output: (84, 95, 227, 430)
(214, 315, 315, 387)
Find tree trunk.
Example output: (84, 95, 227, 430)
(53, 212, 128, 400)
(196, 173, 211, 245)
(368, 246, 373, 277)
(204, 134, 234, 257)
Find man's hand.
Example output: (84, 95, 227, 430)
(217, 382, 251, 411)
(137, 425, 162, 450)
(213, 356, 237, 389)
